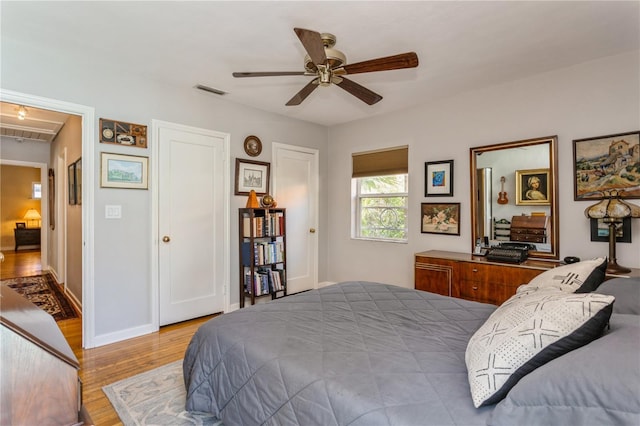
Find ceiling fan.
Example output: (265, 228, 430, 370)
(232, 28, 419, 106)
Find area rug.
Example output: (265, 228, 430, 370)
(1, 273, 78, 321)
(103, 360, 222, 426)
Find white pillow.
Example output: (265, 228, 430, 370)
(522, 257, 607, 293)
(465, 288, 614, 407)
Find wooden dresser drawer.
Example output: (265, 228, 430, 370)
(415, 251, 555, 305)
(415, 257, 455, 296)
(458, 279, 492, 303)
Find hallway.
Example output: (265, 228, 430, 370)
(0, 249, 43, 279)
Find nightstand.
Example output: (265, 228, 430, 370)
(14, 228, 41, 251)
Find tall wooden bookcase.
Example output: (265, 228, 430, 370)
(239, 208, 287, 307)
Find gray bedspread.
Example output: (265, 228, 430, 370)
(183, 281, 497, 425)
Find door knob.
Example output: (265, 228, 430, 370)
(162, 236, 171, 242)
(309, 228, 316, 233)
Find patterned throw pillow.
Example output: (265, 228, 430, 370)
(465, 288, 614, 408)
(520, 257, 607, 293)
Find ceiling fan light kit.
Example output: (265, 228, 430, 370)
(233, 28, 418, 106)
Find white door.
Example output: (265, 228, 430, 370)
(272, 143, 319, 294)
(157, 124, 228, 326)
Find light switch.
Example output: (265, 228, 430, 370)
(105, 205, 122, 219)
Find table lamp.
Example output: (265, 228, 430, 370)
(23, 209, 41, 228)
(584, 190, 640, 274)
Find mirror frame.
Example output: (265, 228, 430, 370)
(469, 135, 559, 260)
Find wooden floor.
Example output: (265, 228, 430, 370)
(2, 250, 215, 425)
(0, 248, 43, 278)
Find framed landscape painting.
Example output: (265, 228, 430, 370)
(573, 131, 640, 200)
(100, 153, 148, 189)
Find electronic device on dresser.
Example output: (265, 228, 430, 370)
(486, 242, 534, 264)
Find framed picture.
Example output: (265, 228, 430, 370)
(421, 202, 460, 235)
(15, 222, 26, 229)
(425, 160, 454, 197)
(101, 152, 149, 189)
(235, 158, 270, 195)
(590, 218, 632, 243)
(573, 131, 640, 200)
(48, 169, 55, 230)
(515, 168, 550, 206)
(68, 162, 76, 205)
(74, 158, 82, 205)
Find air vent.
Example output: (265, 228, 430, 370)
(195, 84, 227, 96)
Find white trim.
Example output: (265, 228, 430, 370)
(92, 323, 157, 348)
(1, 89, 96, 348)
(150, 119, 231, 331)
(64, 287, 82, 313)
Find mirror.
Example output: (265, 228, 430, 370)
(470, 136, 559, 260)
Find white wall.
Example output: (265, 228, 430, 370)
(2, 32, 638, 344)
(327, 50, 640, 287)
(1, 36, 328, 341)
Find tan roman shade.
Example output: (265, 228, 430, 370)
(352, 145, 408, 178)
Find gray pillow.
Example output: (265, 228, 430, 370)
(488, 313, 640, 426)
(596, 278, 640, 315)
(522, 257, 607, 293)
(465, 288, 614, 407)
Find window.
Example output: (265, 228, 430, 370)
(352, 146, 408, 242)
(32, 182, 42, 199)
(355, 174, 408, 241)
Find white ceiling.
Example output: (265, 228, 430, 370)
(2, 1, 638, 127)
(0, 102, 69, 143)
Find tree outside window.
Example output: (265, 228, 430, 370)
(355, 174, 408, 241)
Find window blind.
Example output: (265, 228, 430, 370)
(352, 145, 408, 178)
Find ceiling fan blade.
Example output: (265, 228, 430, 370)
(294, 28, 327, 66)
(233, 71, 306, 78)
(286, 79, 319, 106)
(339, 52, 418, 75)
(334, 77, 382, 105)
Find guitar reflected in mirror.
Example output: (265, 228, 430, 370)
(497, 176, 508, 204)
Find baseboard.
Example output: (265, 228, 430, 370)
(92, 323, 158, 348)
(64, 288, 82, 314)
(45, 268, 82, 313)
(317, 281, 337, 288)
(227, 303, 240, 312)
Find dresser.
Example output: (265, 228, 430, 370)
(415, 250, 558, 305)
(415, 250, 640, 305)
(14, 227, 41, 251)
(0, 286, 93, 425)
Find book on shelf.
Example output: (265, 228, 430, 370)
(242, 210, 285, 238)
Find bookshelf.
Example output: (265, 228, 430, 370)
(239, 208, 287, 307)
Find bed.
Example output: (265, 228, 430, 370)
(183, 263, 640, 426)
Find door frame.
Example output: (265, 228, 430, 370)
(0, 159, 49, 264)
(272, 142, 319, 291)
(0, 88, 96, 348)
(150, 119, 231, 329)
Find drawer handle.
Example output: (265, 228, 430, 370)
(472, 286, 478, 290)
(472, 268, 478, 273)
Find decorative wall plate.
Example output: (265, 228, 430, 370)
(243, 135, 262, 157)
(102, 127, 114, 140)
